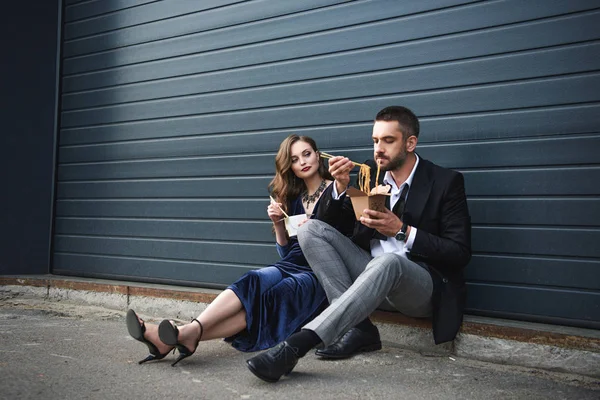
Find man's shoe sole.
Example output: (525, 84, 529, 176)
(315, 342, 382, 360)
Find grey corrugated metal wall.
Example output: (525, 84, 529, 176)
(54, 0, 600, 328)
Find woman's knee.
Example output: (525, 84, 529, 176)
(244, 266, 280, 280)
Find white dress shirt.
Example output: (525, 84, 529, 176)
(370, 155, 419, 259)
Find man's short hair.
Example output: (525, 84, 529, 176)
(375, 106, 420, 139)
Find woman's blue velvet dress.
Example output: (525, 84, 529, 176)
(224, 195, 327, 352)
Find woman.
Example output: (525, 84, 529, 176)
(127, 134, 334, 366)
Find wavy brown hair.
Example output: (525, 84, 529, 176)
(268, 134, 333, 213)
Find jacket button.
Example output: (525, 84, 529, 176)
(442, 278, 448, 283)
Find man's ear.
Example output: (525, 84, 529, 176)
(406, 135, 418, 152)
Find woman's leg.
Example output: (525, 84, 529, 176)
(175, 267, 284, 351)
(175, 289, 246, 350)
(200, 309, 247, 341)
(201, 288, 245, 324)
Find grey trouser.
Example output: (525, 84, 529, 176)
(298, 220, 433, 346)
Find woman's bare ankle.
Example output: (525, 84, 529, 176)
(175, 322, 201, 351)
(143, 324, 172, 354)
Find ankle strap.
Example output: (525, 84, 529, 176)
(191, 318, 204, 341)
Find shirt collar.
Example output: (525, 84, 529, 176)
(383, 153, 420, 191)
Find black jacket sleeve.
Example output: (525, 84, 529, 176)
(409, 172, 471, 275)
(315, 183, 356, 237)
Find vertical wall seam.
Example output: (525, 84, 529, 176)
(47, 0, 65, 276)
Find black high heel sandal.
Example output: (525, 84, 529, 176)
(126, 309, 173, 364)
(158, 318, 204, 367)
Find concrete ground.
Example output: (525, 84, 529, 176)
(1, 298, 598, 400)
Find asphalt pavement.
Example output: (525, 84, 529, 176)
(0, 300, 598, 399)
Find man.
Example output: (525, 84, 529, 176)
(247, 106, 471, 383)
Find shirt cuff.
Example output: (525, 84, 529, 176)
(331, 183, 346, 199)
(404, 226, 417, 250)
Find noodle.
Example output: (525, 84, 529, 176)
(358, 163, 371, 194)
(320, 151, 375, 195)
(374, 161, 381, 194)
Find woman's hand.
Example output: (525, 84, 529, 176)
(268, 200, 285, 224)
(297, 216, 310, 227)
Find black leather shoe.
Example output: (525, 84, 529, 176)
(247, 342, 300, 383)
(315, 327, 382, 359)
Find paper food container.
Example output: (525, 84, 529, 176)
(346, 186, 390, 220)
(285, 213, 308, 237)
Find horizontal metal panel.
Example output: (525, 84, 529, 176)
(54, 165, 600, 201)
(288, 134, 600, 171)
(67, 130, 600, 171)
(64, 134, 600, 180)
(65, 0, 241, 35)
(466, 283, 600, 325)
(418, 134, 600, 169)
(465, 255, 600, 291)
(58, 154, 274, 180)
(53, 253, 257, 286)
(63, 0, 475, 74)
(62, 11, 600, 105)
(468, 198, 600, 227)
(54, 235, 278, 266)
(64, 0, 159, 23)
(55, 199, 271, 220)
(53, 210, 600, 249)
(422, 104, 600, 143)
(58, 128, 354, 163)
(59, 124, 600, 165)
(463, 167, 600, 196)
(59, 74, 600, 143)
(57, 152, 600, 188)
(61, 43, 600, 127)
(53, 196, 600, 231)
(56, 177, 272, 199)
(472, 226, 600, 258)
(62, 5, 600, 92)
(53, 193, 600, 229)
(58, 103, 600, 150)
(55, 217, 274, 242)
(63, 0, 355, 56)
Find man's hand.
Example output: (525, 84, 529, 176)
(328, 156, 353, 194)
(359, 208, 403, 237)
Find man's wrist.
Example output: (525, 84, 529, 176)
(394, 222, 409, 242)
(335, 181, 348, 194)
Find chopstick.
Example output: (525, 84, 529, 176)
(320, 151, 365, 167)
(269, 196, 289, 218)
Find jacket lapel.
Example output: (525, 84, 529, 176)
(404, 157, 433, 227)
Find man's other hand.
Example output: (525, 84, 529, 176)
(359, 208, 402, 237)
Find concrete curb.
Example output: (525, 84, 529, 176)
(1, 275, 599, 378)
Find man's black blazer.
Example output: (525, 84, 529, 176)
(315, 156, 472, 344)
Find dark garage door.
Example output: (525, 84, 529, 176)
(54, 0, 600, 329)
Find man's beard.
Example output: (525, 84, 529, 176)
(380, 149, 407, 171)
